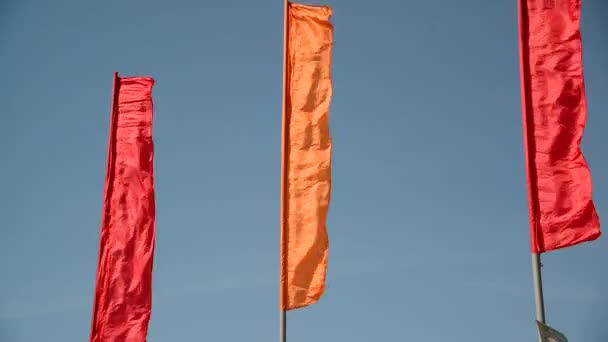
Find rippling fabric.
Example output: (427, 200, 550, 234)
(90, 73, 156, 341)
(281, 2, 333, 310)
(518, 0, 600, 253)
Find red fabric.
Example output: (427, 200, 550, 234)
(90, 73, 156, 341)
(518, 0, 600, 253)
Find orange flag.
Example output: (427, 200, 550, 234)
(280, 2, 334, 311)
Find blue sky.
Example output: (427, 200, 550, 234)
(1, 0, 607, 341)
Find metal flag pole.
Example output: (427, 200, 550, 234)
(517, 0, 547, 339)
(531, 253, 546, 342)
(280, 1, 289, 342)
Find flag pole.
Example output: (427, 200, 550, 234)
(517, 0, 547, 339)
(280, 0, 289, 342)
(532, 253, 546, 341)
(90, 72, 120, 341)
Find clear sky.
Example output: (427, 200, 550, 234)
(1, 0, 607, 341)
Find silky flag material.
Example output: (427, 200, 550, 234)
(90, 73, 156, 342)
(537, 321, 568, 342)
(280, 2, 333, 311)
(518, 0, 600, 253)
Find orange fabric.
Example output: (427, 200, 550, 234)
(281, 2, 333, 311)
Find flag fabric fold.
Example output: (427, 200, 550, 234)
(90, 73, 156, 342)
(537, 321, 568, 342)
(518, 0, 600, 253)
(280, 2, 334, 311)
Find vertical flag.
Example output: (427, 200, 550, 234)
(518, 0, 601, 254)
(280, 2, 334, 311)
(90, 73, 156, 342)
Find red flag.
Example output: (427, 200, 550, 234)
(518, 0, 600, 253)
(90, 73, 156, 341)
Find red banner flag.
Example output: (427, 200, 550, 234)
(90, 73, 156, 341)
(518, 0, 600, 253)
